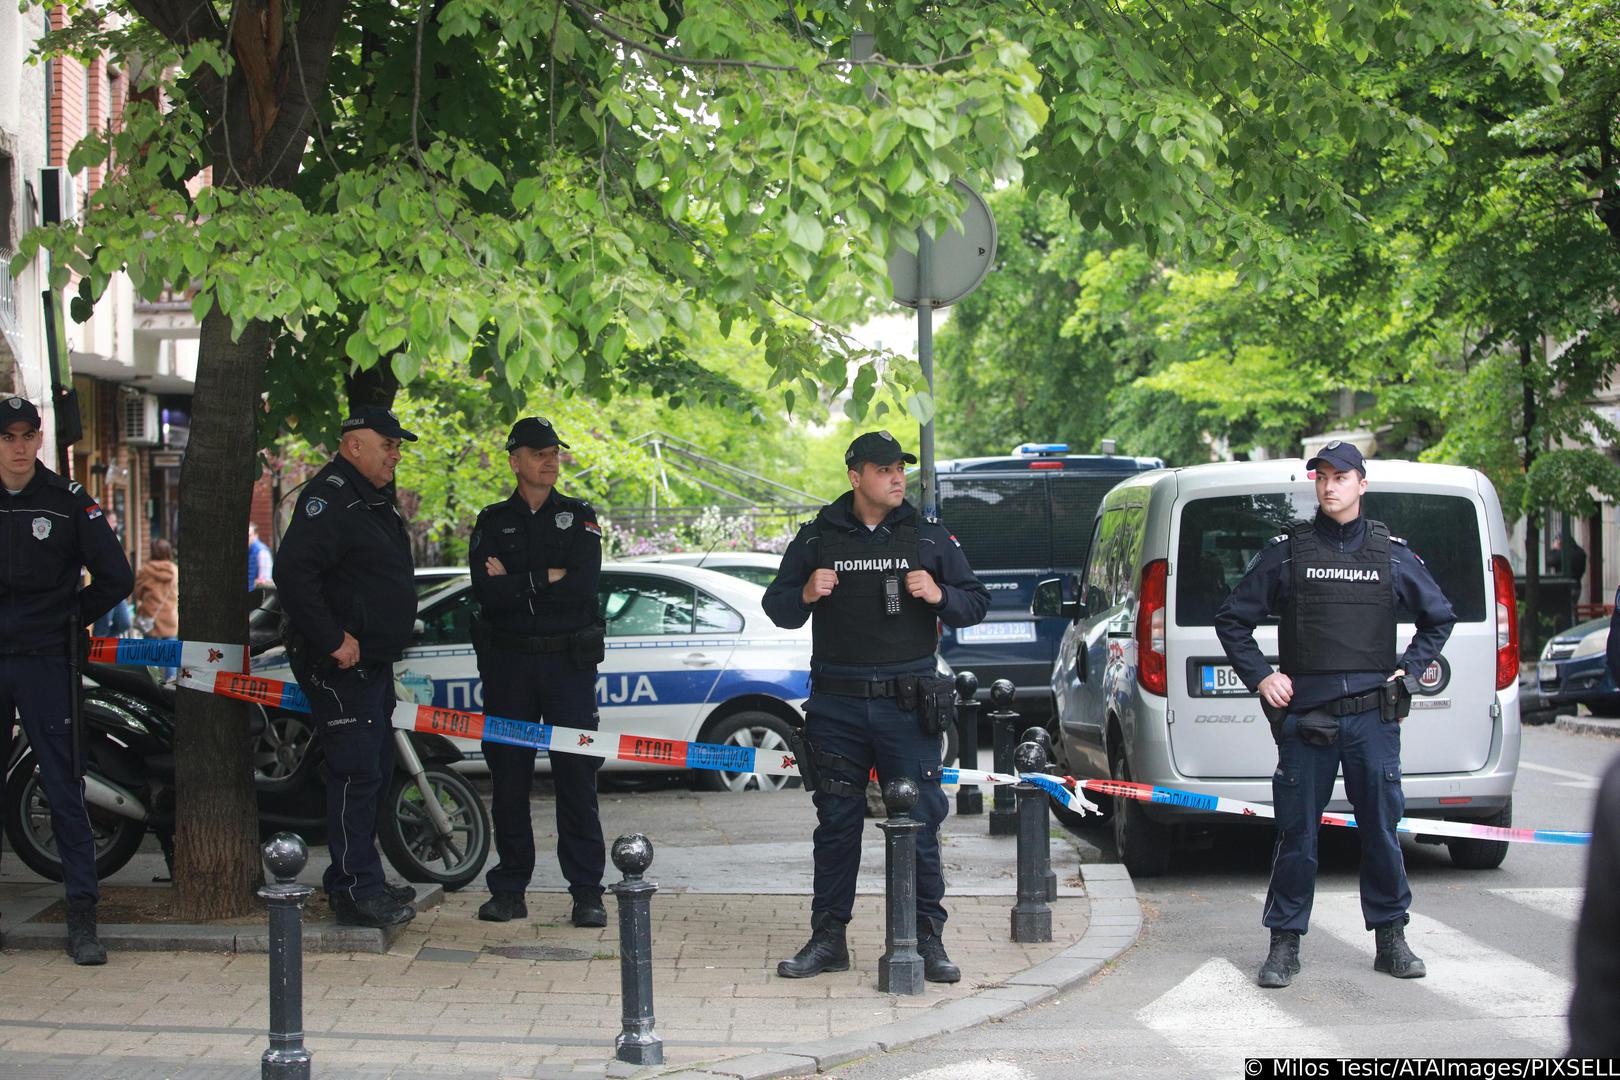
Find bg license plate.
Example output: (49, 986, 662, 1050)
(1199, 664, 1249, 696)
(957, 621, 1038, 645)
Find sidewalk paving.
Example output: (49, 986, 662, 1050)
(0, 786, 1140, 1079)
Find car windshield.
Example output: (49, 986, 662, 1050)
(1174, 491, 1487, 626)
(704, 564, 777, 588)
(935, 472, 1135, 572)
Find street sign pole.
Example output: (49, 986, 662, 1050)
(917, 229, 936, 521)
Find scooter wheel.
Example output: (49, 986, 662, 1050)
(4, 750, 147, 882)
(377, 766, 490, 892)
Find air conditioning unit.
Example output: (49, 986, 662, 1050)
(40, 167, 79, 225)
(121, 391, 160, 446)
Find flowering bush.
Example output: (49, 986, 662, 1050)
(599, 507, 799, 559)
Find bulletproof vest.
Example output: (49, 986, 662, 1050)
(1279, 519, 1398, 675)
(812, 523, 938, 666)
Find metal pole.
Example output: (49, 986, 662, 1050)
(918, 229, 937, 521)
(988, 680, 1019, 836)
(1021, 726, 1058, 901)
(260, 833, 314, 1080)
(876, 778, 925, 995)
(954, 671, 982, 815)
(610, 834, 663, 1066)
(1010, 743, 1054, 943)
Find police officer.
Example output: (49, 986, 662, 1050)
(763, 430, 989, 982)
(274, 405, 419, 929)
(469, 417, 608, 928)
(1215, 441, 1456, 989)
(0, 396, 133, 964)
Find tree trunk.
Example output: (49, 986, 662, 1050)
(172, 312, 273, 918)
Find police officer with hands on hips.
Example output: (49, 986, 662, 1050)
(764, 430, 989, 982)
(470, 416, 609, 929)
(0, 396, 132, 964)
(1215, 440, 1456, 990)
(274, 405, 420, 929)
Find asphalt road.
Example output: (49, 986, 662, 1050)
(827, 725, 1617, 1079)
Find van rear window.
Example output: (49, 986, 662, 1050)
(934, 473, 1135, 571)
(1174, 492, 1487, 626)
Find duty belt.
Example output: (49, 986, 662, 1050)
(481, 625, 575, 654)
(1323, 687, 1387, 716)
(813, 674, 907, 698)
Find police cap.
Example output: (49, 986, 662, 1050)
(340, 405, 418, 442)
(0, 396, 42, 431)
(506, 416, 570, 452)
(844, 430, 917, 468)
(1306, 439, 1365, 476)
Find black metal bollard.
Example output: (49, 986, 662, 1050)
(988, 680, 1020, 836)
(1020, 726, 1059, 903)
(954, 671, 983, 815)
(610, 834, 663, 1066)
(876, 778, 926, 995)
(1010, 742, 1054, 943)
(260, 832, 313, 1080)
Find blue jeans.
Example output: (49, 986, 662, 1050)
(1262, 706, 1411, 933)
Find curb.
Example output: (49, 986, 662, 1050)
(4, 884, 445, 956)
(1553, 714, 1620, 740)
(647, 864, 1141, 1079)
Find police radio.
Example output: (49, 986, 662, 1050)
(883, 572, 902, 616)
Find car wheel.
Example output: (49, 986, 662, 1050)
(254, 710, 314, 787)
(1445, 796, 1511, 870)
(697, 710, 801, 793)
(1110, 752, 1172, 878)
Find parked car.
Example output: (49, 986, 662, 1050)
(628, 551, 782, 588)
(1535, 616, 1620, 716)
(1034, 459, 1521, 876)
(248, 567, 470, 651)
(914, 443, 1162, 717)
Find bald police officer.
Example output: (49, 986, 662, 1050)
(764, 431, 989, 982)
(275, 406, 419, 929)
(470, 417, 608, 929)
(1215, 441, 1455, 989)
(0, 396, 133, 964)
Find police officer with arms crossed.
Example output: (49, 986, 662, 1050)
(764, 430, 989, 982)
(470, 417, 609, 929)
(1215, 441, 1455, 989)
(0, 396, 132, 964)
(275, 406, 419, 929)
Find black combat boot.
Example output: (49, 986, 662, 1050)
(384, 882, 416, 906)
(776, 912, 850, 978)
(331, 892, 416, 929)
(570, 894, 608, 929)
(65, 904, 107, 967)
(1373, 917, 1426, 978)
(917, 918, 961, 983)
(1257, 929, 1300, 988)
(477, 892, 529, 922)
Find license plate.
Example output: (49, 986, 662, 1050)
(958, 621, 1038, 645)
(1538, 661, 1558, 686)
(1199, 664, 1249, 696)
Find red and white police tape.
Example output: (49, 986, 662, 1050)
(99, 636, 1593, 847)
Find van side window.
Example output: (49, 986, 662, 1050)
(1085, 505, 1147, 612)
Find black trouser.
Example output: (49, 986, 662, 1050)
(479, 648, 604, 898)
(293, 658, 396, 902)
(0, 656, 99, 907)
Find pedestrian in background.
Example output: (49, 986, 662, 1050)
(248, 521, 274, 590)
(133, 538, 178, 638)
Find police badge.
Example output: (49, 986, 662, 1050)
(31, 516, 51, 540)
(305, 497, 327, 517)
(555, 511, 574, 529)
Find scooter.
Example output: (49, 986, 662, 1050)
(3, 662, 492, 891)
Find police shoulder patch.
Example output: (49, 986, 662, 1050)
(305, 497, 327, 518)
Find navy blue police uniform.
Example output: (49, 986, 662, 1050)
(0, 397, 133, 961)
(274, 407, 418, 927)
(764, 431, 989, 982)
(470, 417, 607, 927)
(1215, 442, 1455, 987)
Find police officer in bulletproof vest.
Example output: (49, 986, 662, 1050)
(0, 396, 133, 964)
(763, 430, 989, 982)
(274, 405, 419, 929)
(469, 417, 609, 929)
(1215, 441, 1456, 989)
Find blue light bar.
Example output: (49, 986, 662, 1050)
(1013, 442, 1070, 456)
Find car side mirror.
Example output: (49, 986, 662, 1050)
(1031, 577, 1084, 620)
(412, 618, 426, 640)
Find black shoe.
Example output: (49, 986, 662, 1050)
(1373, 918, 1426, 978)
(777, 912, 849, 978)
(385, 882, 416, 906)
(478, 892, 529, 923)
(331, 892, 416, 929)
(917, 918, 961, 983)
(1257, 929, 1301, 988)
(65, 906, 107, 967)
(570, 895, 608, 928)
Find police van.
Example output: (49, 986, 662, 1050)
(1034, 459, 1521, 876)
(917, 443, 1163, 713)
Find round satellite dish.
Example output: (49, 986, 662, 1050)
(888, 179, 998, 309)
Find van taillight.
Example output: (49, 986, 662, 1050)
(1137, 559, 1168, 695)
(1492, 555, 1518, 690)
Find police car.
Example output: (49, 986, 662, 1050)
(254, 562, 814, 792)
(627, 550, 782, 588)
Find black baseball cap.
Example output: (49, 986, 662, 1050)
(1306, 439, 1366, 476)
(340, 405, 418, 442)
(506, 416, 570, 452)
(0, 396, 41, 431)
(844, 430, 917, 468)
